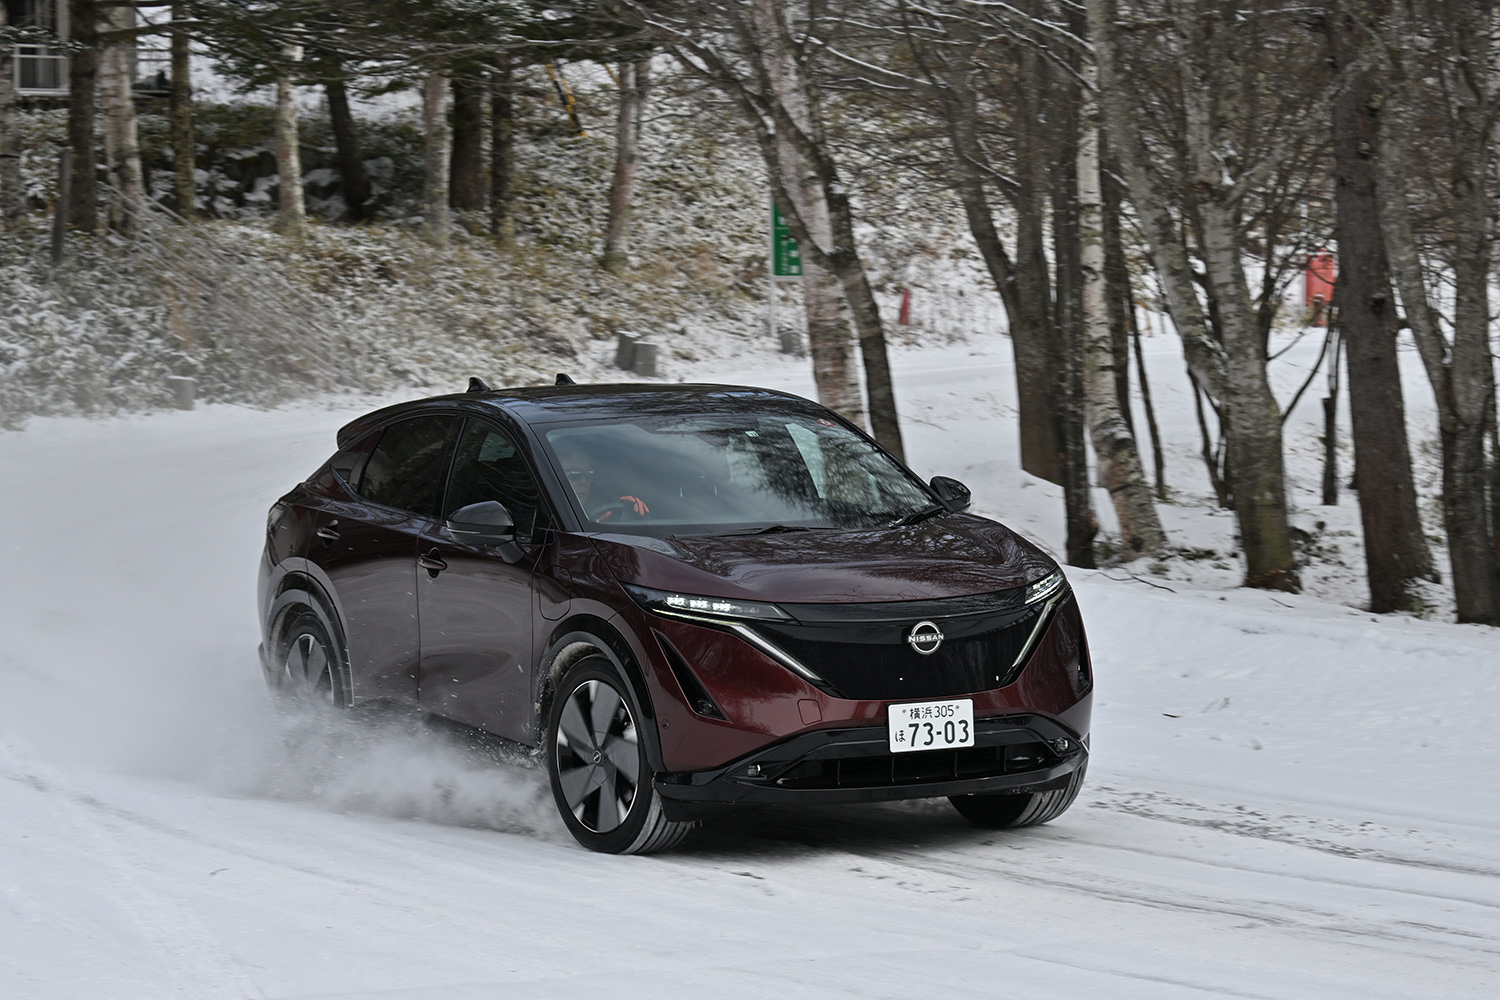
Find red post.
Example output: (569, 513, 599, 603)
(897, 287, 911, 326)
(1305, 252, 1336, 326)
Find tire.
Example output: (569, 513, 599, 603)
(271, 606, 350, 708)
(948, 759, 1087, 830)
(546, 656, 690, 855)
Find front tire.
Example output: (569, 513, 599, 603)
(546, 657, 689, 854)
(949, 759, 1087, 829)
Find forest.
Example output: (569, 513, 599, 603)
(1, 0, 1497, 624)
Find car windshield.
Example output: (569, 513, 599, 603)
(541, 412, 935, 534)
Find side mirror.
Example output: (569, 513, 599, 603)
(446, 500, 516, 548)
(930, 476, 972, 513)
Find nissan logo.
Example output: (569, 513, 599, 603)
(906, 620, 945, 655)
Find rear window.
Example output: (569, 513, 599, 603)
(358, 416, 455, 516)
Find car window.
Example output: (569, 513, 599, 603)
(357, 415, 455, 516)
(445, 420, 542, 542)
(541, 412, 931, 533)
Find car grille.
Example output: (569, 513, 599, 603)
(753, 590, 1045, 700)
(772, 741, 1055, 790)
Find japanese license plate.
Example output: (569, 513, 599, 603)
(888, 698, 975, 753)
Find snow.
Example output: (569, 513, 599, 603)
(3, 336, 1499, 998)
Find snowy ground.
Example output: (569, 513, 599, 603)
(2, 333, 1499, 998)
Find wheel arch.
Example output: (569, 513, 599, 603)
(266, 572, 351, 694)
(535, 614, 666, 773)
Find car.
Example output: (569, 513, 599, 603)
(258, 377, 1093, 853)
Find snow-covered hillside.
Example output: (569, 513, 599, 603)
(2, 334, 1497, 998)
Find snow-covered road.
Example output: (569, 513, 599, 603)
(3, 343, 1498, 998)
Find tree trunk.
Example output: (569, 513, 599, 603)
(1442, 0, 1500, 622)
(1101, 154, 1134, 435)
(1078, 57, 1165, 560)
(601, 59, 650, 276)
(489, 57, 516, 249)
(169, 3, 195, 219)
(1010, 47, 1064, 485)
(1050, 59, 1097, 570)
(67, 0, 98, 233)
(450, 74, 486, 224)
(99, 6, 143, 237)
(1328, 3, 1435, 612)
(421, 70, 452, 247)
(0, 4, 22, 228)
(325, 76, 372, 222)
(272, 44, 306, 239)
(749, 0, 902, 458)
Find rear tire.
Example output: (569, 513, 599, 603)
(949, 760, 1087, 829)
(546, 656, 690, 855)
(271, 606, 350, 708)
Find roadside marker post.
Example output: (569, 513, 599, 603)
(769, 201, 804, 354)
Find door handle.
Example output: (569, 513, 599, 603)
(419, 550, 448, 576)
(316, 526, 341, 541)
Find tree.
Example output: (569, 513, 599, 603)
(1372, 0, 1500, 623)
(170, 2, 197, 218)
(272, 42, 308, 239)
(99, 4, 144, 235)
(1326, 0, 1435, 612)
(0, 2, 23, 228)
(600, 57, 650, 275)
(67, 0, 99, 232)
(1078, 46, 1166, 558)
(625, 0, 906, 458)
(1087, 0, 1313, 591)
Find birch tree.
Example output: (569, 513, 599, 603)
(1087, 0, 1310, 591)
(1078, 51, 1166, 558)
(421, 68, 452, 247)
(99, 5, 144, 236)
(272, 42, 307, 239)
(622, 0, 905, 457)
(170, 2, 196, 218)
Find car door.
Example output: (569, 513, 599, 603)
(312, 414, 458, 706)
(417, 417, 543, 743)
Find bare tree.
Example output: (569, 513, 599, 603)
(1087, 0, 1308, 591)
(1326, 0, 1435, 612)
(1078, 50, 1166, 558)
(1373, 0, 1500, 623)
(601, 58, 650, 276)
(624, 0, 905, 457)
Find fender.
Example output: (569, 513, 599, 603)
(266, 571, 352, 700)
(534, 614, 666, 774)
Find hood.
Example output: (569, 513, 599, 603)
(586, 514, 1057, 605)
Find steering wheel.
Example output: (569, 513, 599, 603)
(588, 497, 647, 523)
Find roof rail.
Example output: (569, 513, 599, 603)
(555, 373, 577, 385)
(467, 377, 492, 393)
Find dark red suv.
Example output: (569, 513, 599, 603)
(258, 380, 1092, 853)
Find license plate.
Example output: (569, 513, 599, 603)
(888, 699, 975, 753)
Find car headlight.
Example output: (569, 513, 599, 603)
(1024, 569, 1066, 605)
(623, 584, 793, 622)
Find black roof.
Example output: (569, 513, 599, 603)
(336, 382, 824, 448)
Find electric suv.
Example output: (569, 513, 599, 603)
(258, 379, 1093, 853)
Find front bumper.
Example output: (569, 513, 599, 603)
(654, 713, 1088, 821)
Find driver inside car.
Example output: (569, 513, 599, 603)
(559, 449, 649, 522)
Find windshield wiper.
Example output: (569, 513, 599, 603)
(889, 504, 948, 527)
(724, 524, 815, 535)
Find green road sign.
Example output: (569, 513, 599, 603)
(772, 203, 802, 278)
